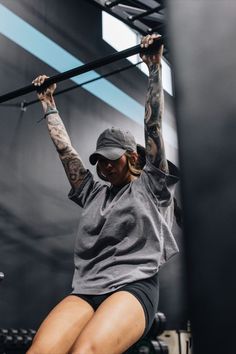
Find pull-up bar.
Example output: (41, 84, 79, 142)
(0, 37, 164, 104)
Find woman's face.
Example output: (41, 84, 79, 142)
(97, 154, 134, 186)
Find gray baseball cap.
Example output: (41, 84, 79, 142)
(89, 127, 137, 165)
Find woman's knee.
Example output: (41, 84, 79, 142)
(69, 338, 102, 354)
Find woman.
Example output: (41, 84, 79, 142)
(28, 34, 179, 354)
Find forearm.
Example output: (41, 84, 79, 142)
(41, 97, 87, 187)
(145, 63, 163, 127)
(40, 95, 73, 154)
(144, 63, 168, 173)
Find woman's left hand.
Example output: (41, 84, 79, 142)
(140, 33, 163, 66)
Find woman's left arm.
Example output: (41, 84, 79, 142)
(141, 34, 169, 173)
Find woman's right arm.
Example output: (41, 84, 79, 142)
(32, 75, 87, 189)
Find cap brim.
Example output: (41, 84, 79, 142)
(89, 147, 125, 165)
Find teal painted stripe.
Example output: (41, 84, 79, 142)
(0, 4, 143, 124)
(0, 4, 177, 148)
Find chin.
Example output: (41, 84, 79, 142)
(109, 178, 121, 186)
(110, 180, 119, 186)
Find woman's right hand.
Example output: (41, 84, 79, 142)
(32, 75, 56, 103)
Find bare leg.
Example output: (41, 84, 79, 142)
(27, 295, 94, 354)
(69, 291, 146, 354)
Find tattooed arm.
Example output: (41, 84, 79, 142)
(141, 34, 169, 173)
(32, 75, 87, 189)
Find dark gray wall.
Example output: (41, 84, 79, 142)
(168, 0, 236, 352)
(0, 0, 187, 330)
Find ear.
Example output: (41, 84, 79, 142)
(130, 151, 139, 165)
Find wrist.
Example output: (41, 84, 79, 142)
(44, 107, 59, 119)
(39, 91, 54, 106)
(37, 104, 58, 123)
(41, 97, 56, 112)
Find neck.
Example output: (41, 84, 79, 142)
(111, 174, 137, 188)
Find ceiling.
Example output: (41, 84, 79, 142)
(88, 0, 169, 58)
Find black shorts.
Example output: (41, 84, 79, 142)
(73, 273, 159, 338)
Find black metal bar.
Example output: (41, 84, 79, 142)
(0, 103, 21, 108)
(106, 0, 153, 11)
(25, 61, 142, 108)
(128, 5, 164, 22)
(0, 37, 164, 104)
(105, 0, 121, 8)
(148, 24, 164, 33)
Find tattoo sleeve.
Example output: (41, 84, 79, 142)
(144, 63, 169, 173)
(45, 103, 87, 189)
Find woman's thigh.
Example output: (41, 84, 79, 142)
(69, 291, 146, 354)
(27, 295, 94, 354)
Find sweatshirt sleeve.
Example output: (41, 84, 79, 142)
(68, 170, 103, 208)
(141, 159, 179, 207)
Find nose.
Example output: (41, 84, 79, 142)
(104, 160, 113, 171)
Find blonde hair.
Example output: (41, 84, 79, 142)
(125, 151, 142, 177)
